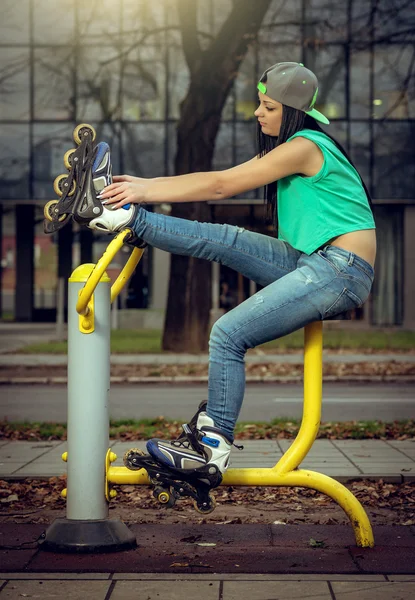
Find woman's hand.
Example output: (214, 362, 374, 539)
(99, 175, 149, 209)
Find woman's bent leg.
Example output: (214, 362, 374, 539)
(206, 251, 352, 438)
(131, 207, 300, 286)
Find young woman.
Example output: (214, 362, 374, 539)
(91, 62, 376, 479)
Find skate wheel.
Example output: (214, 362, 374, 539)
(193, 493, 216, 515)
(44, 200, 66, 222)
(53, 174, 76, 197)
(73, 123, 96, 145)
(63, 148, 77, 170)
(154, 486, 176, 508)
(123, 447, 146, 469)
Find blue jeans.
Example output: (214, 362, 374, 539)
(131, 207, 374, 440)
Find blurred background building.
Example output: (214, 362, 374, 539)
(0, 0, 414, 328)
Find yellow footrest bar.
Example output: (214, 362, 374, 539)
(107, 465, 374, 548)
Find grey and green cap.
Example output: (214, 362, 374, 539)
(257, 62, 330, 125)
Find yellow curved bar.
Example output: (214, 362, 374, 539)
(76, 229, 143, 315)
(107, 465, 374, 547)
(111, 246, 145, 304)
(274, 321, 323, 474)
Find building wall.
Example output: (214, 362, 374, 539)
(0, 0, 414, 325)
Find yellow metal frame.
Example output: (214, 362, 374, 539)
(76, 233, 374, 547)
(75, 229, 145, 317)
(106, 321, 375, 548)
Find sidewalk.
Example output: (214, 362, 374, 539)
(0, 566, 415, 598)
(1, 439, 414, 482)
(0, 524, 415, 592)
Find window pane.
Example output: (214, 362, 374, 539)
(122, 124, 165, 178)
(350, 123, 371, 191)
(0, 0, 30, 43)
(33, 0, 75, 45)
(34, 48, 75, 120)
(0, 49, 30, 121)
(305, 0, 348, 42)
(351, 0, 371, 42)
(306, 46, 346, 119)
(212, 0, 233, 35)
(261, 0, 302, 44)
(257, 44, 302, 83)
(235, 47, 256, 122)
(235, 122, 256, 165)
(350, 51, 370, 119)
(123, 0, 166, 32)
(33, 124, 74, 200)
(77, 47, 122, 121)
(77, 0, 120, 39)
(122, 45, 166, 121)
(374, 0, 415, 42)
(374, 45, 414, 119)
(167, 122, 177, 176)
(213, 123, 232, 170)
(235, 123, 257, 199)
(0, 125, 30, 199)
(373, 122, 415, 199)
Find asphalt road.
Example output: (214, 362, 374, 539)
(0, 382, 414, 423)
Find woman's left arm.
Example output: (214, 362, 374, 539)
(100, 137, 315, 208)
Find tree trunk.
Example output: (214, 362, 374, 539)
(162, 0, 272, 352)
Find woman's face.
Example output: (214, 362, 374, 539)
(254, 92, 283, 137)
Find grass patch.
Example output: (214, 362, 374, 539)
(19, 329, 162, 354)
(1, 418, 414, 441)
(260, 329, 415, 351)
(16, 328, 415, 354)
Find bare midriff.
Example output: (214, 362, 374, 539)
(326, 229, 377, 269)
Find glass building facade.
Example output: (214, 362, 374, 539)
(0, 0, 414, 325)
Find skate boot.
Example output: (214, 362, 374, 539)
(123, 406, 239, 514)
(146, 412, 232, 474)
(43, 123, 137, 235)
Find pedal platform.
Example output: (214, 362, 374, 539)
(123, 448, 219, 514)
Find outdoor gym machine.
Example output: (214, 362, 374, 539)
(40, 229, 374, 552)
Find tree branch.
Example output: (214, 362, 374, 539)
(177, 0, 203, 76)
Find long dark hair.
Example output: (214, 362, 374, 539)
(257, 105, 374, 232)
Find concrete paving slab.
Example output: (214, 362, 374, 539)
(0, 574, 110, 580)
(109, 573, 387, 581)
(110, 580, 220, 600)
(331, 581, 415, 599)
(0, 580, 112, 599)
(222, 580, 331, 599)
(0, 441, 414, 481)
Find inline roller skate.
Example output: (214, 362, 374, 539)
(123, 401, 239, 514)
(43, 124, 137, 237)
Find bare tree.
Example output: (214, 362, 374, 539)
(162, 0, 272, 352)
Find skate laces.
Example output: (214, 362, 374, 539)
(172, 423, 206, 457)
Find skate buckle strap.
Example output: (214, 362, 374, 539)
(173, 423, 207, 457)
(182, 423, 192, 436)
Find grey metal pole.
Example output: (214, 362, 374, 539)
(66, 265, 110, 520)
(40, 263, 136, 552)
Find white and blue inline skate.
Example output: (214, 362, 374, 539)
(124, 401, 242, 514)
(43, 124, 138, 238)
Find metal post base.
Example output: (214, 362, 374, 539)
(39, 518, 137, 553)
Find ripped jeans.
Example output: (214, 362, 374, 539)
(131, 207, 375, 440)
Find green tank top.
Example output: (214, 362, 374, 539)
(277, 129, 376, 254)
